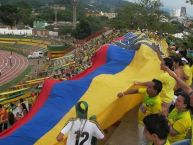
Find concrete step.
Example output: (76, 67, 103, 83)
(102, 106, 139, 145)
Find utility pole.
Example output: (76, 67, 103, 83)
(71, 0, 78, 29)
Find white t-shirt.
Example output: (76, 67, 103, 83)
(12, 107, 19, 117)
(61, 118, 104, 145)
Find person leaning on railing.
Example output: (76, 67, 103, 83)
(0, 104, 8, 132)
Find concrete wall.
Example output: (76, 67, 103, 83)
(0, 28, 32, 35)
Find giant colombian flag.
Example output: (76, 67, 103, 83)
(0, 32, 168, 145)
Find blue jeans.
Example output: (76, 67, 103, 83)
(172, 139, 191, 145)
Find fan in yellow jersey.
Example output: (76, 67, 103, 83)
(191, 65, 193, 80)
(167, 92, 191, 144)
(159, 64, 192, 145)
(178, 51, 192, 86)
(143, 114, 170, 145)
(134, 57, 176, 115)
(117, 79, 163, 145)
(183, 63, 192, 86)
(156, 58, 176, 105)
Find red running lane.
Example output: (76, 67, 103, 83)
(0, 50, 29, 85)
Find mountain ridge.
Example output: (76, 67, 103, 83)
(0, 0, 124, 8)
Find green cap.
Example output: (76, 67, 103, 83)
(75, 101, 88, 119)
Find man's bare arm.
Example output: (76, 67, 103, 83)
(161, 64, 192, 94)
(56, 133, 64, 142)
(117, 89, 138, 98)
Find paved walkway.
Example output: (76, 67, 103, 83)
(98, 106, 139, 145)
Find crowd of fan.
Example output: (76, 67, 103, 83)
(56, 30, 193, 145)
(55, 31, 193, 145)
(3, 30, 193, 145)
(0, 97, 36, 132)
(50, 29, 125, 80)
(0, 29, 124, 133)
(117, 38, 193, 145)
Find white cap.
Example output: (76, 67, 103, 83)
(181, 57, 188, 63)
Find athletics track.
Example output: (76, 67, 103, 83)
(0, 50, 29, 85)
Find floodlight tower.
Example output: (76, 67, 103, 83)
(54, 6, 58, 24)
(71, 0, 78, 29)
(51, 5, 66, 25)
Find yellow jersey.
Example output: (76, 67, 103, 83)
(149, 140, 170, 145)
(138, 88, 162, 124)
(183, 65, 192, 86)
(168, 108, 191, 143)
(156, 72, 176, 104)
(191, 65, 193, 77)
(191, 120, 193, 145)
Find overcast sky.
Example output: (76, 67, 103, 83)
(126, 0, 193, 16)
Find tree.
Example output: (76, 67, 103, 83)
(57, 8, 73, 21)
(36, 8, 54, 23)
(15, 1, 33, 25)
(186, 0, 193, 4)
(27, 0, 41, 8)
(86, 16, 108, 33)
(138, 0, 162, 30)
(0, 5, 19, 27)
(0, 0, 41, 8)
(72, 19, 91, 39)
(53, 0, 71, 5)
(138, 0, 162, 13)
(110, 2, 146, 29)
(58, 26, 73, 35)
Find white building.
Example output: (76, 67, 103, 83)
(100, 12, 117, 19)
(159, 15, 169, 22)
(171, 7, 187, 18)
(171, 8, 181, 17)
(181, 7, 187, 17)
